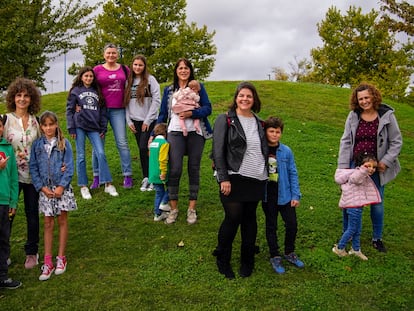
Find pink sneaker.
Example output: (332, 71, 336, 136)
(90, 176, 100, 189)
(24, 254, 39, 269)
(39, 264, 55, 281)
(55, 256, 67, 275)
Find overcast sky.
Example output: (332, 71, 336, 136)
(44, 0, 381, 93)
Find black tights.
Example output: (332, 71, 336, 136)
(217, 201, 258, 265)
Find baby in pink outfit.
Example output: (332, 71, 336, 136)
(172, 80, 201, 136)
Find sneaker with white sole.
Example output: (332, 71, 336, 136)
(140, 178, 149, 192)
(104, 184, 119, 197)
(147, 183, 154, 191)
(186, 209, 197, 224)
(55, 256, 67, 275)
(24, 254, 39, 269)
(165, 209, 178, 224)
(80, 186, 92, 200)
(39, 264, 55, 281)
(159, 202, 171, 212)
(154, 211, 169, 222)
(0, 278, 22, 289)
(332, 244, 348, 257)
(348, 248, 368, 260)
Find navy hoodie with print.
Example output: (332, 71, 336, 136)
(66, 86, 108, 135)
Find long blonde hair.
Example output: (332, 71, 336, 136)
(39, 111, 66, 151)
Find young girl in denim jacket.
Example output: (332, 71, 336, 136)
(29, 111, 77, 281)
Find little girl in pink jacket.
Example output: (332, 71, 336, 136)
(332, 153, 381, 260)
(172, 80, 201, 136)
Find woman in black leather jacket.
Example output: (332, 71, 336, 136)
(212, 82, 268, 279)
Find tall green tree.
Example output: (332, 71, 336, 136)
(0, 0, 99, 89)
(310, 6, 413, 99)
(380, 0, 414, 36)
(82, 0, 216, 83)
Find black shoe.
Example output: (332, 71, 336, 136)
(218, 262, 235, 279)
(239, 264, 253, 278)
(372, 239, 387, 252)
(212, 249, 235, 279)
(0, 278, 22, 289)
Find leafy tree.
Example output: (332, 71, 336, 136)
(380, 0, 414, 36)
(82, 0, 216, 83)
(310, 6, 413, 99)
(288, 56, 313, 82)
(272, 67, 289, 81)
(0, 0, 99, 90)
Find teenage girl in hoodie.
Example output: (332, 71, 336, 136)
(66, 66, 118, 199)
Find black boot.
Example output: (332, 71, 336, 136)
(239, 246, 255, 278)
(212, 248, 235, 279)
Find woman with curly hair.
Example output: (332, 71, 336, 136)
(337, 82, 402, 253)
(3, 77, 41, 269)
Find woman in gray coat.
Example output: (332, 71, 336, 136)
(338, 83, 402, 252)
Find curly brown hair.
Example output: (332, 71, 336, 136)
(349, 83, 382, 112)
(6, 77, 41, 115)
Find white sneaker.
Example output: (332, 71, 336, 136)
(165, 209, 178, 224)
(104, 184, 119, 197)
(154, 211, 169, 222)
(187, 209, 197, 225)
(332, 244, 348, 257)
(349, 248, 368, 260)
(140, 178, 149, 192)
(80, 186, 92, 200)
(159, 202, 171, 212)
(147, 183, 154, 191)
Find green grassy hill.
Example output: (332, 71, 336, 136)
(1, 81, 413, 310)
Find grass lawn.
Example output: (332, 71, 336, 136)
(1, 80, 413, 310)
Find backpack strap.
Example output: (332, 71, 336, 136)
(121, 64, 129, 79)
(0, 114, 7, 125)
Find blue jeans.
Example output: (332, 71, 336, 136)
(93, 108, 132, 176)
(339, 208, 363, 251)
(153, 184, 169, 215)
(76, 128, 112, 185)
(370, 171, 385, 240)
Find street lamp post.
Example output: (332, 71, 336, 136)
(47, 80, 59, 93)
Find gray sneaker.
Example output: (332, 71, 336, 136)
(140, 178, 149, 192)
(165, 209, 178, 224)
(154, 211, 169, 222)
(0, 278, 22, 289)
(186, 209, 197, 225)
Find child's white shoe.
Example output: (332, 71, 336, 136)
(104, 184, 119, 197)
(348, 248, 368, 260)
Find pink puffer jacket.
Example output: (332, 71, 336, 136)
(334, 167, 381, 208)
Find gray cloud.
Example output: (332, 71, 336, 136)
(44, 0, 379, 93)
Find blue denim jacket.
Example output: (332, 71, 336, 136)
(29, 136, 74, 191)
(264, 142, 301, 205)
